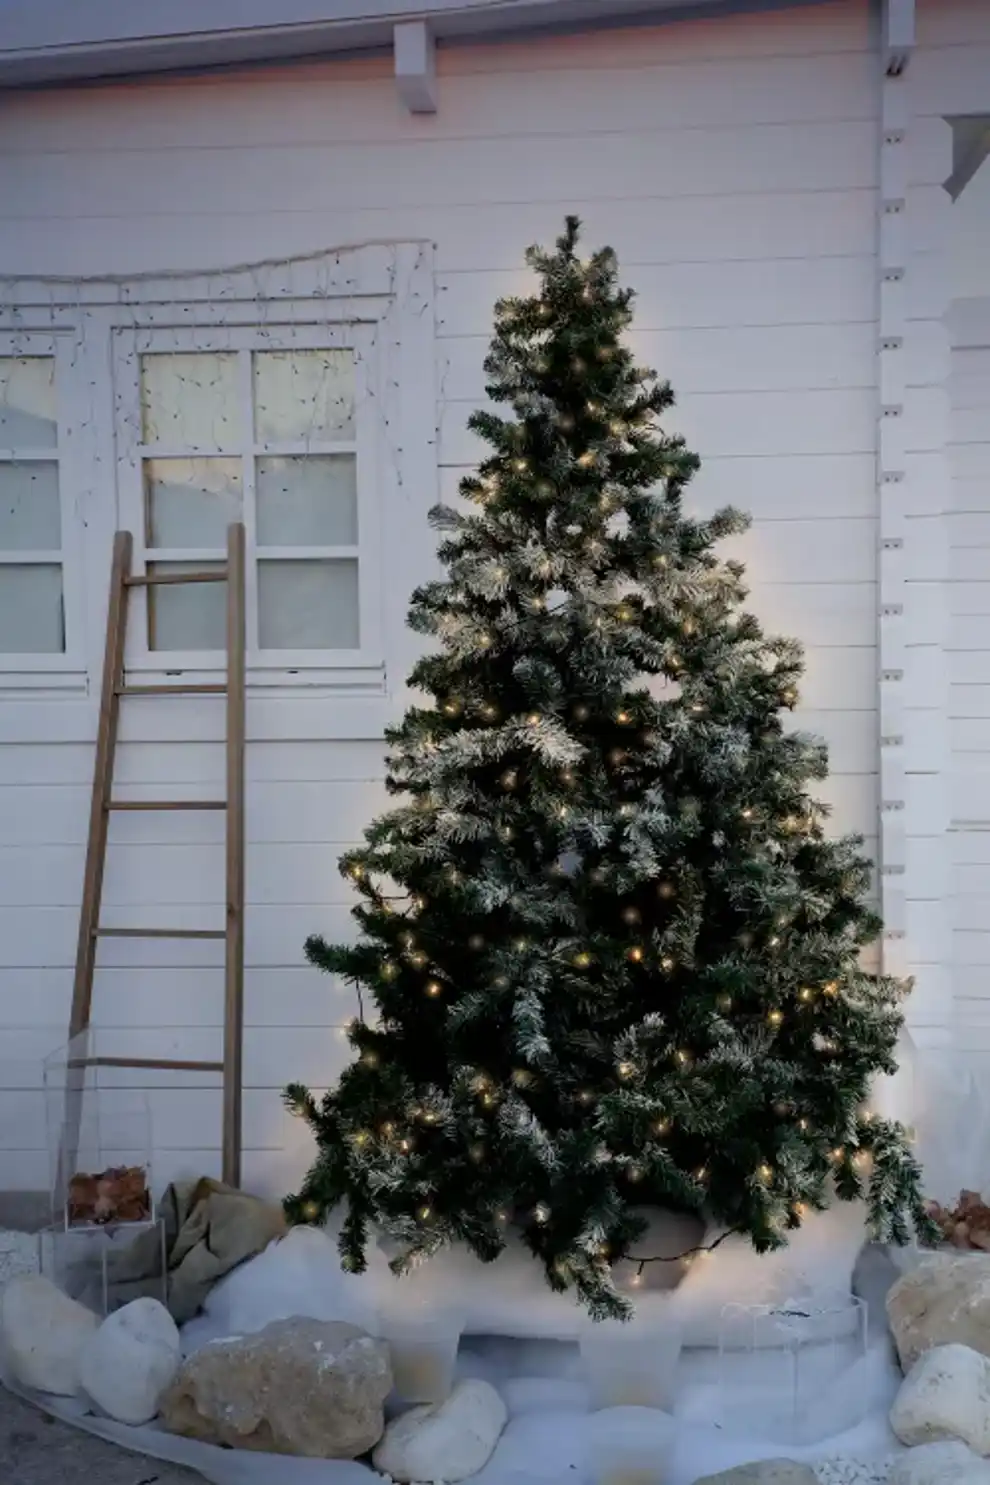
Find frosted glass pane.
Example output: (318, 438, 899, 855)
(0, 564, 64, 652)
(140, 353, 241, 449)
(145, 458, 242, 548)
(258, 558, 359, 649)
(256, 455, 357, 546)
(253, 350, 354, 441)
(0, 463, 60, 550)
(0, 358, 57, 447)
(148, 562, 226, 651)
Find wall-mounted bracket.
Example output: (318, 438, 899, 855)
(394, 21, 437, 114)
(883, 0, 914, 77)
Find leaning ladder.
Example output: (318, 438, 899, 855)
(66, 524, 247, 1187)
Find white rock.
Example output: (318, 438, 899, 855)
(0, 1272, 98, 1395)
(890, 1343, 990, 1453)
(373, 1377, 507, 1482)
(79, 1297, 181, 1425)
(887, 1255, 990, 1371)
(888, 1441, 990, 1485)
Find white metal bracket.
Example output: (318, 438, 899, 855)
(883, 0, 915, 77)
(394, 21, 437, 114)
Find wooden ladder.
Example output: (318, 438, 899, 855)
(66, 524, 247, 1187)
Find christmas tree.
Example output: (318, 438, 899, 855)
(285, 218, 933, 1318)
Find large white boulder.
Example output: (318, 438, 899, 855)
(0, 1272, 98, 1396)
(887, 1255, 990, 1371)
(161, 1316, 392, 1457)
(889, 1441, 990, 1485)
(78, 1297, 181, 1425)
(891, 1343, 990, 1453)
(372, 1377, 507, 1482)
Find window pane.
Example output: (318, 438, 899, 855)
(0, 462, 61, 550)
(0, 358, 57, 447)
(258, 558, 359, 650)
(253, 350, 354, 442)
(145, 458, 242, 549)
(0, 564, 64, 652)
(256, 455, 357, 547)
(140, 353, 241, 449)
(147, 562, 226, 651)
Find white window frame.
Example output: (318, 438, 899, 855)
(0, 330, 86, 686)
(0, 243, 437, 730)
(113, 322, 384, 686)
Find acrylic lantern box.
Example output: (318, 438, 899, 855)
(378, 1287, 462, 1405)
(40, 1030, 166, 1315)
(580, 1299, 683, 1412)
(717, 1294, 869, 1445)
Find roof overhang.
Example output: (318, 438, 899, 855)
(0, 0, 826, 91)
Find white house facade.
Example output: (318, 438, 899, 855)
(0, 0, 987, 1199)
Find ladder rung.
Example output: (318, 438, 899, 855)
(66, 1056, 224, 1072)
(106, 799, 226, 811)
(94, 926, 226, 940)
(125, 570, 228, 588)
(117, 683, 226, 696)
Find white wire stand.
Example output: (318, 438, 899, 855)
(717, 1294, 869, 1445)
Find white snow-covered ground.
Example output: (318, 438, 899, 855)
(1, 1207, 909, 1485)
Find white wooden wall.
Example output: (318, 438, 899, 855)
(947, 161, 990, 1041)
(0, 0, 969, 1197)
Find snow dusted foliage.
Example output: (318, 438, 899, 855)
(284, 218, 934, 1317)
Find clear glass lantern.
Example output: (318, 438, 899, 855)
(580, 1298, 683, 1411)
(717, 1293, 868, 1445)
(43, 1029, 154, 1230)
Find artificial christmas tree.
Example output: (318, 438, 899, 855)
(285, 217, 933, 1317)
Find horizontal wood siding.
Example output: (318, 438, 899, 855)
(0, 0, 885, 1196)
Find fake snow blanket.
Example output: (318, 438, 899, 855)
(1, 1330, 903, 1485)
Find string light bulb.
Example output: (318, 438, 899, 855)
(573, 951, 592, 969)
(768, 1010, 784, 1028)
(534, 1202, 550, 1224)
(618, 1060, 635, 1079)
(627, 946, 644, 963)
(425, 981, 443, 998)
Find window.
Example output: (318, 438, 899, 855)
(3, 242, 435, 715)
(114, 325, 381, 675)
(0, 355, 65, 654)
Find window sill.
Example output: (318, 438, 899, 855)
(0, 665, 88, 698)
(123, 658, 387, 698)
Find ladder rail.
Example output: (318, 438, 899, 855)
(65, 524, 246, 1194)
(69, 530, 132, 1043)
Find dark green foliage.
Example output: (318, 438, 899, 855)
(285, 218, 935, 1316)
